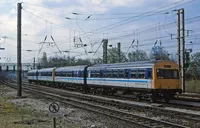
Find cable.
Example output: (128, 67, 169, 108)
(84, 0, 196, 33)
(22, 8, 71, 30)
(24, 8, 156, 21)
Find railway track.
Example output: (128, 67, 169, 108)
(10, 80, 200, 113)
(0, 80, 192, 128)
(174, 93, 200, 102)
(7, 80, 200, 122)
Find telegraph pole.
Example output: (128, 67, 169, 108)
(177, 10, 181, 74)
(17, 3, 22, 97)
(117, 42, 121, 63)
(33, 57, 35, 69)
(181, 9, 185, 93)
(103, 39, 108, 64)
(177, 8, 186, 93)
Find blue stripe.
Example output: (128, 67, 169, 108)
(55, 77, 148, 83)
(87, 78, 148, 83)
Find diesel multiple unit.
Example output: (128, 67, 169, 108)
(28, 60, 182, 102)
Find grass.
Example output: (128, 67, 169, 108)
(0, 98, 48, 128)
(185, 80, 200, 93)
(0, 85, 80, 128)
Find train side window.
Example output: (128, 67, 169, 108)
(47, 72, 51, 76)
(138, 69, 145, 79)
(90, 71, 94, 78)
(100, 70, 103, 78)
(61, 72, 64, 77)
(68, 72, 72, 77)
(106, 70, 110, 78)
(131, 70, 137, 79)
(147, 70, 152, 79)
(103, 70, 106, 78)
(96, 71, 100, 78)
(113, 70, 118, 78)
(125, 70, 129, 79)
(118, 70, 124, 78)
(107, 70, 112, 78)
(79, 71, 82, 77)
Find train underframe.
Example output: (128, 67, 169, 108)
(135, 89, 182, 103)
(28, 80, 182, 103)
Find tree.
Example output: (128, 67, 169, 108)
(39, 52, 48, 68)
(127, 50, 149, 62)
(107, 47, 128, 63)
(150, 46, 170, 60)
(186, 52, 200, 79)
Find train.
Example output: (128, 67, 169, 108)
(27, 60, 182, 102)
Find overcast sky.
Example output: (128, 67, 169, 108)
(0, 0, 199, 63)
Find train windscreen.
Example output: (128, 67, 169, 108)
(156, 69, 179, 79)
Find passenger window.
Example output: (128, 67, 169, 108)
(103, 71, 106, 78)
(125, 70, 129, 79)
(100, 71, 103, 78)
(138, 69, 145, 79)
(113, 70, 118, 78)
(107, 70, 110, 78)
(131, 70, 137, 79)
(96, 71, 100, 78)
(148, 70, 152, 79)
(118, 70, 124, 78)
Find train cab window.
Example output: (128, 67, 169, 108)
(138, 69, 145, 79)
(131, 70, 137, 79)
(173, 70, 178, 79)
(157, 69, 179, 79)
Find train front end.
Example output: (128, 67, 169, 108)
(152, 61, 182, 102)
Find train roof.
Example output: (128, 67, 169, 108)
(55, 65, 87, 72)
(28, 69, 38, 73)
(88, 60, 174, 70)
(38, 67, 55, 72)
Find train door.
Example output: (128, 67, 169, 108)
(124, 69, 130, 87)
(145, 68, 152, 88)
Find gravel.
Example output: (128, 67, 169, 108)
(1, 85, 140, 128)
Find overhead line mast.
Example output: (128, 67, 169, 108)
(177, 8, 185, 93)
(17, 2, 22, 97)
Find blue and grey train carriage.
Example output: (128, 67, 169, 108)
(37, 68, 55, 84)
(28, 60, 182, 102)
(87, 60, 181, 102)
(54, 65, 87, 88)
(27, 69, 38, 83)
